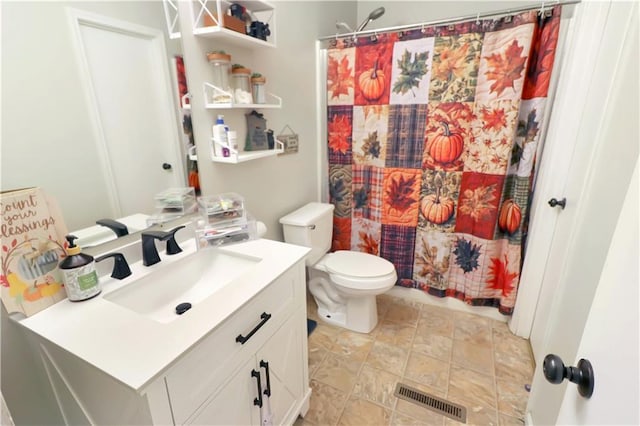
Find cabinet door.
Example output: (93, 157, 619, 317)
(257, 315, 304, 425)
(188, 358, 260, 425)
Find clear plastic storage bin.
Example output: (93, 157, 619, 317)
(154, 187, 196, 214)
(198, 192, 246, 225)
(195, 218, 257, 249)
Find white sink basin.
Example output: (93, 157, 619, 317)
(104, 249, 261, 323)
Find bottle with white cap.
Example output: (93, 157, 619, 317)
(211, 115, 229, 158)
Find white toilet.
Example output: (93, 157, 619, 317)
(280, 202, 397, 333)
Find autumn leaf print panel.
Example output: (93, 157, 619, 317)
(413, 229, 453, 291)
(382, 168, 421, 227)
(522, 7, 561, 100)
(327, 47, 355, 105)
(352, 106, 388, 167)
(508, 98, 546, 178)
(351, 218, 381, 255)
(389, 37, 435, 105)
(487, 243, 522, 312)
(429, 33, 483, 103)
(475, 24, 534, 102)
(355, 40, 394, 105)
(423, 102, 475, 172)
(329, 165, 352, 218)
(327, 106, 353, 165)
(454, 172, 504, 240)
(418, 169, 462, 233)
(466, 99, 519, 175)
(332, 216, 351, 252)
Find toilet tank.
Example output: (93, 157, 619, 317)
(279, 202, 335, 265)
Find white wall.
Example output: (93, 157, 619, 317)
(1, 1, 182, 231)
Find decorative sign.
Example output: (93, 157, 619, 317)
(1, 188, 69, 316)
(277, 125, 299, 155)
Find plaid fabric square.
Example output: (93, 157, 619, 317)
(352, 165, 383, 222)
(386, 105, 428, 169)
(380, 224, 416, 280)
(327, 106, 353, 165)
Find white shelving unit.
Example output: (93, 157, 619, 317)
(191, 0, 276, 48)
(166, 0, 281, 165)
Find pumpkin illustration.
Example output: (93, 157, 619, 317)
(421, 186, 455, 224)
(428, 121, 464, 164)
(498, 199, 522, 234)
(358, 60, 385, 101)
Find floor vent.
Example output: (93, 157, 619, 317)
(394, 383, 467, 423)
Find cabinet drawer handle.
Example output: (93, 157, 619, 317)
(251, 369, 263, 407)
(236, 312, 272, 345)
(260, 360, 271, 397)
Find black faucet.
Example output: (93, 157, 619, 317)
(95, 253, 131, 280)
(96, 218, 129, 237)
(141, 226, 185, 266)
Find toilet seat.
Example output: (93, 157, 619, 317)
(324, 251, 397, 291)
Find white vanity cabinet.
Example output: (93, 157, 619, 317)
(19, 240, 311, 426)
(163, 263, 308, 425)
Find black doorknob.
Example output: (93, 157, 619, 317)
(162, 163, 172, 170)
(548, 197, 566, 209)
(543, 354, 594, 398)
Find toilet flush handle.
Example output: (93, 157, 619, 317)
(308, 224, 316, 230)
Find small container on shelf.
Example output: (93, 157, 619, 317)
(207, 51, 232, 103)
(251, 74, 266, 104)
(231, 65, 253, 104)
(198, 192, 246, 226)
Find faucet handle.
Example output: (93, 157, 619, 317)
(166, 225, 186, 255)
(96, 218, 129, 237)
(96, 252, 132, 280)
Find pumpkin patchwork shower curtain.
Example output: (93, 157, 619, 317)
(326, 8, 561, 314)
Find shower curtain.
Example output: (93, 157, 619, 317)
(326, 7, 561, 314)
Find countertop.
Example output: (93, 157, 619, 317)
(18, 238, 309, 393)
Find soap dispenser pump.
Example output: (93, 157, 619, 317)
(59, 235, 100, 301)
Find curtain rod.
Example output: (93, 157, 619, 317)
(318, 0, 581, 41)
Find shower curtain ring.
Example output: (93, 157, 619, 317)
(476, 13, 480, 25)
(420, 24, 426, 34)
(370, 32, 378, 42)
(539, 2, 546, 15)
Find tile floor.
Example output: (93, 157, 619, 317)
(295, 293, 535, 426)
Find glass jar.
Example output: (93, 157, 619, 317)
(251, 75, 266, 104)
(231, 67, 253, 104)
(206, 52, 232, 103)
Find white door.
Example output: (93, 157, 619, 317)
(70, 10, 185, 218)
(555, 161, 638, 426)
(525, 1, 639, 423)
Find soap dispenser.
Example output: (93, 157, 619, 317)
(59, 235, 100, 301)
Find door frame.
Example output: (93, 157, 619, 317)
(507, 1, 612, 344)
(67, 8, 185, 218)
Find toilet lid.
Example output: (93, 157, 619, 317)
(325, 251, 395, 278)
